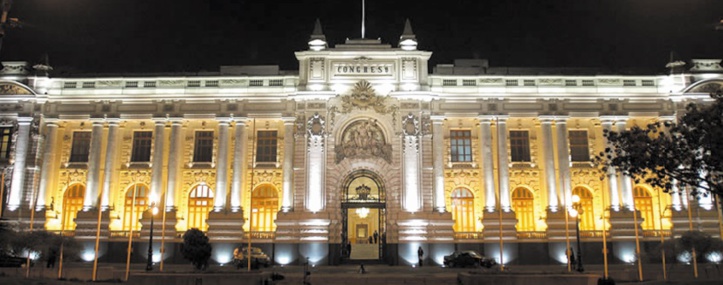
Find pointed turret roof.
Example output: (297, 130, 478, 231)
(399, 18, 417, 50)
(308, 18, 327, 51)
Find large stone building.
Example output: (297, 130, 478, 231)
(0, 20, 722, 266)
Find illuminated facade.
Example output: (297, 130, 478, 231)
(1, 20, 722, 266)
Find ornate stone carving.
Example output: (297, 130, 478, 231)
(689, 81, 723, 94)
(0, 104, 23, 111)
(307, 113, 325, 136)
(478, 78, 503, 84)
(0, 83, 32, 95)
(402, 113, 419, 136)
(219, 79, 247, 86)
(252, 169, 282, 189)
(340, 80, 395, 114)
(96, 81, 122, 88)
(420, 114, 431, 136)
(335, 118, 392, 163)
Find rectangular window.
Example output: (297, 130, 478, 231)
(569, 130, 590, 162)
(63, 82, 77, 89)
(193, 131, 214, 163)
(187, 80, 201, 88)
(623, 80, 637, 86)
(442, 79, 457, 86)
(450, 130, 472, 162)
(249, 80, 264, 87)
(523, 80, 536, 86)
(641, 80, 655, 86)
(82, 82, 95, 89)
(462, 79, 476, 86)
(143, 81, 156, 88)
(256, 130, 278, 163)
(205, 80, 219, 87)
(268, 79, 283, 86)
(565, 80, 577, 86)
(505, 79, 518, 86)
(125, 81, 138, 88)
(69, 131, 92, 163)
(0, 127, 13, 160)
(510, 130, 531, 162)
(131, 131, 153, 162)
(582, 80, 595, 86)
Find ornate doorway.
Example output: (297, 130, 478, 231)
(341, 170, 386, 261)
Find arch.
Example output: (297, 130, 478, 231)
(62, 183, 85, 231)
(335, 118, 393, 163)
(451, 188, 475, 233)
(572, 186, 595, 231)
(633, 185, 655, 230)
(250, 183, 279, 232)
(0, 80, 36, 96)
(341, 169, 386, 203)
(681, 79, 723, 94)
(511, 187, 535, 232)
(123, 183, 149, 232)
(187, 184, 214, 231)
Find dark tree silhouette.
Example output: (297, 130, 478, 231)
(181, 228, 212, 270)
(596, 90, 723, 201)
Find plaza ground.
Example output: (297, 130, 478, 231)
(1, 262, 722, 284)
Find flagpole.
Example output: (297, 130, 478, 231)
(247, 118, 256, 271)
(57, 173, 71, 279)
(361, 0, 365, 38)
(92, 173, 104, 280)
(124, 183, 139, 281)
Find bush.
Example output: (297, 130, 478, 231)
(655, 230, 723, 263)
(181, 228, 212, 270)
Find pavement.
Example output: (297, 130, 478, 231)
(0, 262, 722, 284)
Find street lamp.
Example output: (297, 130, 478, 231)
(146, 201, 159, 271)
(570, 194, 584, 273)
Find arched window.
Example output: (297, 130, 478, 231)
(634, 186, 655, 230)
(511, 187, 535, 232)
(572, 187, 595, 231)
(251, 184, 278, 232)
(123, 184, 149, 232)
(451, 188, 475, 232)
(62, 184, 85, 231)
(188, 184, 214, 231)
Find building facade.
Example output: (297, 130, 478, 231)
(1, 21, 722, 266)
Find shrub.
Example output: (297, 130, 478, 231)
(180, 228, 212, 270)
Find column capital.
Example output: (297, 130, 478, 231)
(233, 117, 250, 126)
(495, 115, 509, 123)
(105, 118, 121, 126)
(553, 116, 570, 125)
(537, 116, 556, 124)
(430, 115, 446, 123)
(152, 118, 167, 126)
(167, 117, 184, 124)
(216, 117, 233, 125)
(281, 117, 296, 125)
(477, 115, 495, 123)
(599, 116, 628, 125)
(16, 117, 33, 125)
(44, 120, 60, 128)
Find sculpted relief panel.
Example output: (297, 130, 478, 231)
(335, 118, 392, 163)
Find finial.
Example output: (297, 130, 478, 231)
(399, 18, 417, 50)
(308, 18, 327, 51)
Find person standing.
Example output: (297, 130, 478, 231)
(417, 246, 424, 267)
(373, 230, 379, 244)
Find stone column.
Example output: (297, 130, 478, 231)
(150, 120, 165, 202)
(100, 119, 120, 210)
(230, 119, 248, 212)
(83, 120, 104, 210)
(615, 120, 634, 210)
(37, 121, 59, 210)
(431, 116, 446, 212)
(214, 118, 231, 211)
(496, 116, 511, 211)
(555, 117, 572, 208)
(478, 116, 496, 211)
(281, 117, 296, 212)
(539, 116, 559, 211)
(600, 117, 621, 211)
(165, 119, 183, 211)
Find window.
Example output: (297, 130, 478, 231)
(450, 130, 472, 162)
(205, 80, 219, 87)
(523, 80, 535, 86)
(634, 186, 655, 230)
(569, 130, 590, 162)
(251, 184, 279, 232)
(509, 130, 531, 162)
(143, 81, 156, 88)
(62, 184, 85, 231)
(451, 188, 475, 233)
(256, 130, 278, 163)
(249, 80, 264, 87)
(0, 127, 12, 160)
(462, 79, 476, 86)
(641, 80, 655, 86)
(187, 80, 201, 88)
(268, 79, 283, 86)
(82, 82, 95, 89)
(565, 80, 577, 86)
(125, 81, 138, 88)
(188, 184, 214, 231)
(193, 131, 214, 163)
(442, 79, 456, 86)
(123, 184, 149, 231)
(572, 187, 595, 231)
(131, 131, 153, 162)
(69, 132, 92, 163)
(582, 80, 595, 86)
(63, 82, 77, 89)
(623, 80, 636, 86)
(505, 79, 518, 86)
(511, 187, 535, 232)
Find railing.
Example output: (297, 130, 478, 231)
(109, 231, 140, 239)
(643, 230, 672, 238)
(454, 232, 482, 240)
(245, 231, 276, 240)
(516, 231, 547, 239)
(47, 230, 76, 237)
(579, 230, 608, 238)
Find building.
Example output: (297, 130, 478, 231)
(0, 20, 722, 266)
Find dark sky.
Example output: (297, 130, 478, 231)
(2, 0, 722, 75)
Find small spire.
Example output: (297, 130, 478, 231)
(308, 18, 327, 51)
(399, 18, 417, 50)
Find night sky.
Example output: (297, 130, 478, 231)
(1, 0, 722, 75)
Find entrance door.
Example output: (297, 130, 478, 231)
(342, 205, 385, 260)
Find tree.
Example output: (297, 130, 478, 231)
(180, 228, 212, 270)
(596, 91, 723, 201)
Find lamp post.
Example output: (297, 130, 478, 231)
(145, 201, 158, 271)
(570, 194, 584, 273)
